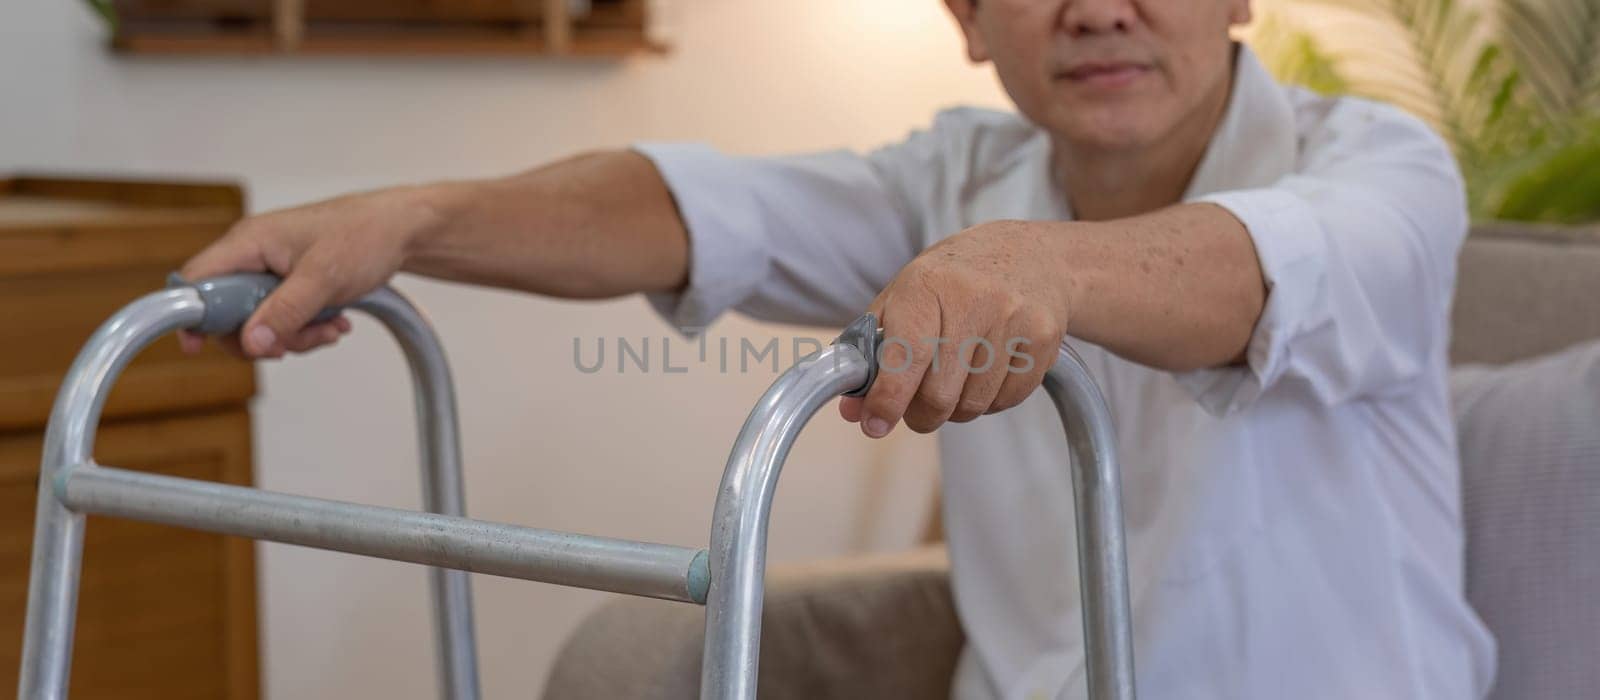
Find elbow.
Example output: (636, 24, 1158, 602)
(1132, 311, 1261, 374)
(1224, 273, 1268, 367)
(1184, 255, 1267, 371)
(1147, 272, 1265, 373)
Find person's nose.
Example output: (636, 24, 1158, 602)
(1059, 0, 1137, 37)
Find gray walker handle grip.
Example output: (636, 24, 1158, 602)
(165, 272, 346, 335)
(699, 313, 1136, 700)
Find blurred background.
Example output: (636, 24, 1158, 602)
(1246, 0, 1600, 224)
(0, 0, 1594, 699)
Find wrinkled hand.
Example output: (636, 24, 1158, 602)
(177, 186, 443, 358)
(840, 220, 1073, 437)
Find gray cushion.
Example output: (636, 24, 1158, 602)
(1453, 340, 1600, 700)
(1452, 224, 1600, 365)
(541, 547, 961, 699)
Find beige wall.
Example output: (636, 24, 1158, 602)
(0, 0, 1011, 696)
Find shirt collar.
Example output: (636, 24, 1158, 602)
(1182, 44, 1299, 199)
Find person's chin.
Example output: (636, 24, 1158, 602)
(1054, 111, 1158, 151)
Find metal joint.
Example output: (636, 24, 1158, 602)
(832, 313, 882, 397)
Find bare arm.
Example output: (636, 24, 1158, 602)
(402, 151, 688, 298)
(1051, 203, 1265, 372)
(179, 150, 687, 357)
(842, 203, 1265, 436)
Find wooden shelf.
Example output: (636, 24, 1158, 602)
(113, 30, 665, 57)
(107, 0, 665, 57)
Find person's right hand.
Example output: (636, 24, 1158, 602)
(177, 185, 446, 359)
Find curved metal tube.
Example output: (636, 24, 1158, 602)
(351, 288, 480, 700)
(19, 276, 480, 700)
(699, 343, 873, 699)
(700, 319, 1135, 699)
(20, 289, 206, 700)
(1042, 344, 1136, 699)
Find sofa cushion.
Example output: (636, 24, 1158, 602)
(1453, 224, 1600, 364)
(1452, 339, 1600, 699)
(541, 546, 962, 700)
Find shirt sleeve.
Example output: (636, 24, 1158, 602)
(632, 135, 935, 334)
(1173, 100, 1469, 414)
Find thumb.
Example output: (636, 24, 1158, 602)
(242, 269, 334, 357)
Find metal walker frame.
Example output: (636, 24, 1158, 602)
(18, 274, 1136, 699)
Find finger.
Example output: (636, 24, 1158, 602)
(178, 225, 272, 353)
(240, 265, 337, 357)
(179, 224, 268, 281)
(838, 396, 864, 422)
(840, 291, 887, 424)
(860, 288, 939, 439)
(282, 320, 346, 354)
(948, 330, 1009, 423)
(178, 330, 206, 355)
(989, 334, 1062, 414)
(902, 331, 973, 433)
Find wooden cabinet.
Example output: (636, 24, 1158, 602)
(0, 176, 259, 699)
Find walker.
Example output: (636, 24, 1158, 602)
(17, 274, 1137, 699)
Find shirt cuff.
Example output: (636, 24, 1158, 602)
(632, 142, 771, 337)
(1173, 188, 1327, 415)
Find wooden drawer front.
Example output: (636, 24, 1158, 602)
(0, 262, 255, 432)
(0, 410, 259, 700)
(0, 175, 253, 431)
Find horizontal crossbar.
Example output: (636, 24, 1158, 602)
(56, 463, 709, 604)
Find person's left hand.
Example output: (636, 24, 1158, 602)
(839, 220, 1073, 437)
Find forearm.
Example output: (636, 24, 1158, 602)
(403, 149, 689, 299)
(1054, 203, 1266, 371)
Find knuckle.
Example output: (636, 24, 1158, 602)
(904, 402, 937, 428)
(266, 293, 312, 323)
(864, 385, 913, 420)
(904, 414, 941, 434)
(918, 384, 962, 413)
(877, 340, 917, 372)
(1010, 304, 1052, 331)
(222, 218, 264, 242)
(999, 288, 1026, 311)
(292, 252, 332, 278)
(953, 397, 989, 420)
(988, 390, 1025, 414)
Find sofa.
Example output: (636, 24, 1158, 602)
(542, 224, 1600, 699)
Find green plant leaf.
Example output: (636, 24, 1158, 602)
(1256, 0, 1599, 223)
(1246, 11, 1351, 94)
(1479, 123, 1600, 223)
(82, 0, 117, 31)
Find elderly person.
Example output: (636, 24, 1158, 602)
(180, 0, 1496, 697)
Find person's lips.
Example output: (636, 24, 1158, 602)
(1058, 61, 1152, 89)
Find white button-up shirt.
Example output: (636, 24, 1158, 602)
(636, 47, 1497, 700)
